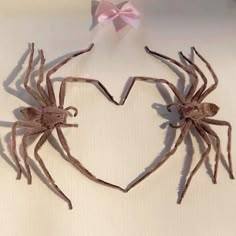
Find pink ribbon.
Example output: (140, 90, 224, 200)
(94, 1, 141, 31)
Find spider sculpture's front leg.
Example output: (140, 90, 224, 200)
(118, 76, 185, 105)
(192, 47, 218, 102)
(59, 77, 119, 107)
(179, 50, 208, 101)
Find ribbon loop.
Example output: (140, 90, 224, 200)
(94, 1, 141, 31)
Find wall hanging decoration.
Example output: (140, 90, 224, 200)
(8, 43, 233, 208)
(10, 43, 125, 209)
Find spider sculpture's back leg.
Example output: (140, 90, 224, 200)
(45, 44, 94, 105)
(36, 49, 50, 105)
(11, 123, 23, 179)
(55, 126, 126, 192)
(192, 47, 219, 102)
(11, 121, 41, 179)
(203, 118, 234, 179)
(199, 122, 220, 184)
(24, 43, 46, 107)
(178, 124, 211, 204)
(22, 127, 47, 184)
(145, 46, 198, 101)
(125, 120, 192, 192)
(34, 129, 73, 209)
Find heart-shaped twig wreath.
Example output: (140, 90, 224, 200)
(8, 43, 233, 209)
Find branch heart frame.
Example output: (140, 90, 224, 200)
(9, 43, 233, 209)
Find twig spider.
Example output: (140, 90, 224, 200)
(11, 43, 124, 209)
(118, 46, 234, 203)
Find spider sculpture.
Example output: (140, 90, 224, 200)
(11, 43, 124, 209)
(119, 47, 234, 203)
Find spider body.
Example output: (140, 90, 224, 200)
(21, 106, 71, 128)
(177, 102, 219, 120)
(119, 46, 233, 204)
(11, 43, 125, 209)
(40, 107, 68, 128)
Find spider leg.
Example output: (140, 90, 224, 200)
(119, 76, 185, 105)
(22, 127, 47, 184)
(36, 49, 51, 105)
(65, 106, 78, 117)
(55, 126, 125, 192)
(145, 46, 198, 101)
(46, 44, 94, 106)
(24, 43, 46, 107)
(125, 120, 192, 192)
(34, 129, 73, 209)
(179, 51, 208, 101)
(203, 118, 234, 179)
(11, 121, 41, 179)
(59, 77, 119, 108)
(178, 123, 211, 204)
(192, 47, 219, 102)
(199, 122, 221, 184)
(61, 124, 78, 128)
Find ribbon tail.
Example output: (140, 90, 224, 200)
(113, 16, 128, 31)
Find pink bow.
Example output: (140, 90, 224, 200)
(94, 1, 141, 31)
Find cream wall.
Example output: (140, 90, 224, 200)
(0, 0, 236, 235)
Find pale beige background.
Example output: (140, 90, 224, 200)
(0, 0, 236, 235)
